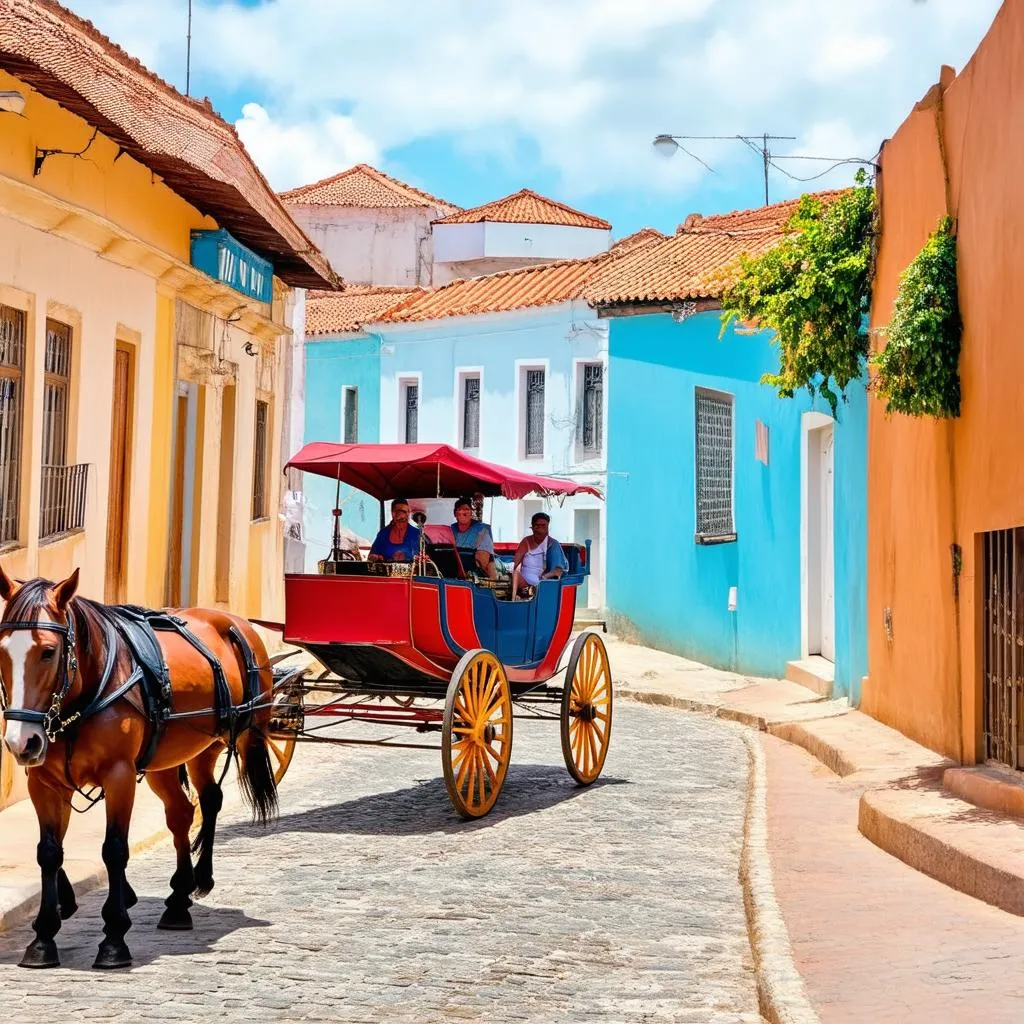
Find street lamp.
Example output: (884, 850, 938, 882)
(652, 134, 680, 158)
(0, 90, 26, 115)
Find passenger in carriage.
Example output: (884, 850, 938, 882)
(452, 496, 498, 580)
(511, 512, 568, 598)
(367, 498, 422, 562)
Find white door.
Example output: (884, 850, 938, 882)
(574, 509, 602, 609)
(819, 428, 835, 661)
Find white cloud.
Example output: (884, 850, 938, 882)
(234, 103, 378, 191)
(63, 0, 1003, 199)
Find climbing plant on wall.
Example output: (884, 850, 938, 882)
(872, 217, 961, 418)
(721, 170, 876, 417)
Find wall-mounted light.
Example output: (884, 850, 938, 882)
(0, 90, 26, 116)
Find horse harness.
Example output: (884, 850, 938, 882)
(0, 605, 266, 776)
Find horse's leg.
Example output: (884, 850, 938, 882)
(54, 798, 78, 921)
(147, 767, 196, 931)
(93, 761, 136, 970)
(19, 773, 72, 969)
(187, 744, 224, 899)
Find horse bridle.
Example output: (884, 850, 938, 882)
(0, 613, 80, 742)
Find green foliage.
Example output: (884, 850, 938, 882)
(872, 217, 961, 418)
(721, 171, 876, 417)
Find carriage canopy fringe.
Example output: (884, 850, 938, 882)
(285, 443, 603, 501)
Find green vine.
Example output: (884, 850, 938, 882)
(872, 217, 960, 418)
(720, 170, 876, 417)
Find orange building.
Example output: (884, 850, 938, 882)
(865, 0, 1024, 766)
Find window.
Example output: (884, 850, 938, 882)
(524, 368, 545, 457)
(462, 374, 480, 449)
(342, 387, 358, 445)
(402, 380, 419, 444)
(252, 399, 269, 520)
(42, 319, 71, 467)
(694, 388, 735, 542)
(0, 305, 24, 544)
(580, 362, 604, 457)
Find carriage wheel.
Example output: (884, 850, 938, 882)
(561, 632, 613, 785)
(267, 685, 304, 784)
(442, 650, 513, 820)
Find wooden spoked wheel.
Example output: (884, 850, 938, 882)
(442, 650, 514, 819)
(561, 632, 613, 785)
(267, 684, 304, 784)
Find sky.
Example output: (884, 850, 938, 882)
(62, 0, 1004, 238)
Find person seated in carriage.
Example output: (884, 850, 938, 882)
(367, 497, 421, 562)
(511, 512, 568, 598)
(451, 496, 498, 580)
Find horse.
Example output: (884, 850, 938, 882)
(0, 566, 279, 970)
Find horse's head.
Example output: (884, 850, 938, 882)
(0, 566, 79, 767)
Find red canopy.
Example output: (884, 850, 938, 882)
(285, 443, 603, 501)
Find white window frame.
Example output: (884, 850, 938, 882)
(397, 373, 422, 445)
(515, 359, 549, 461)
(573, 357, 606, 463)
(694, 386, 736, 544)
(341, 385, 359, 445)
(454, 366, 483, 451)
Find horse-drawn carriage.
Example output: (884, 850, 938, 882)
(265, 442, 613, 819)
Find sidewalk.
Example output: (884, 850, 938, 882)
(607, 635, 1024, 1023)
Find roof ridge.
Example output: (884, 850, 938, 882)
(280, 162, 458, 210)
(433, 188, 611, 229)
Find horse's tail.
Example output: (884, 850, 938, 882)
(238, 728, 278, 825)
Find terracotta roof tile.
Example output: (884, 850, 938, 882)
(609, 227, 666, 253)
(306, 286, 424, 336)
(433, 188, 611, 230)
(589, 190, 846, 305)
(375, 253, 618, 325)
(0, 0, 336, 289)
(281, 164, 459, 214)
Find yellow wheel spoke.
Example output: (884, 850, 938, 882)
(477, 750, 488, 805)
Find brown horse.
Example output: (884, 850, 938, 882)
(0, 567, 278, 970)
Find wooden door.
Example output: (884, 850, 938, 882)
(105, 346, 132, 603)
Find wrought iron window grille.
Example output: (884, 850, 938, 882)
(694, 388, 736, 543)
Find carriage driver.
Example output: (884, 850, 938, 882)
(452, 496, 498, 580)
(368, 498, 422, 562)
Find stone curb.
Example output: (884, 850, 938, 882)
(616, 686, 768, 730)
(738, 729, 820, 1024)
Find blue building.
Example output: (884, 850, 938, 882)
(585, 201, 867, 701)
(300, 288, 418, 567)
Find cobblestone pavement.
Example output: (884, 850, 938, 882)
(0, 702, 758, 1023)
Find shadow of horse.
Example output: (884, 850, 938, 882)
(216, 763, 631, 840)
(0, 897, 271, 972)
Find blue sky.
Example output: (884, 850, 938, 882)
(65, 0, 1003, 238)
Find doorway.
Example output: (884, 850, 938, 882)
(105, 343, 134, 603)
(168, 380, 199, 607)
(805, 420, 835, 661)
(215, 385, 236, 604)
(574, 508, 602, 610)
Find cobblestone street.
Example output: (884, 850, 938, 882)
(0, 703, 758, 1023)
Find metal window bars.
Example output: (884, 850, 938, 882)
(463, 376, 480, 449)
(39, 463, 88, 541)
(42, 320, 71, 468)
(252, 400, 268, 520)
(582, 363, 603, 455)
(404, 383, 419, 444)
(983, 527, 1024, 771)
(695, 389, 734, 540)
(525, 369, 545, 456)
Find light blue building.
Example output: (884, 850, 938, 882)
(588, 204, 867, 701)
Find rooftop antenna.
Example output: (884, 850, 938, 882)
(185, 0, 193, 96)
(653, 133, 798, 206)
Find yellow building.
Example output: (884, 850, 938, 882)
(0, 0, 337, 807)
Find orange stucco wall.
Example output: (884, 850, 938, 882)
(865, 0, 1024, 761)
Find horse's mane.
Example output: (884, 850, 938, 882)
(4, 578, 133, 676)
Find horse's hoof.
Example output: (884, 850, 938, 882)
(19, 939, 59, 969)
(93, 941, 132, 970)
(157, 907, 193, 931)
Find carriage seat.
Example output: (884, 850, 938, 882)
(422, 524, 469, 580)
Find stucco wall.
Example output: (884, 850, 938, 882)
(285, 205, 434, 287)
(865, 0, 1024, 761)
(607, 311, 867, 692)
(302, 334, 382, 568)
(375, 303, 607, 607)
